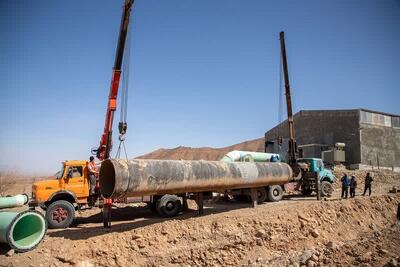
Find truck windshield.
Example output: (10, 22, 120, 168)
(317, 160, 323, 169)
(55, 164, 65, 179)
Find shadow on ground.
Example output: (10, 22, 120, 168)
(47, 200, 263, 241)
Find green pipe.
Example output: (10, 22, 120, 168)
(221, 150, 280, 163)
(0, 194, 29, 209)
(0, 210, 47, 252)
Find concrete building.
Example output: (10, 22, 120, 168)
(264, 109, 400, 171)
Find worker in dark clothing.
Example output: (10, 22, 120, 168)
(362, 172, 373, 196)
(88, 156, 98, 195)
(341, 174, 350, 199)
(350, 175, 357, 198)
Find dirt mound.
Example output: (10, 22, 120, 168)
(137, 138, 265, 161)
(1, 193, 399, 266)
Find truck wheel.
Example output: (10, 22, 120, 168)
(46, 200, 75, 229)
(156, 195, 182, 217)
(256, 187, 268, 203)
(320, 181, 333, 197)
(267, 185, 283, 202)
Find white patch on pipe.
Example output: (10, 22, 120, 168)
(236, 163, 259, 181)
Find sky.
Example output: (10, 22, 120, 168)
(0, 0, 399, 175)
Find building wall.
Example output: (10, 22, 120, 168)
(360, 123, 400, 168)
(265, 110, 361, 164)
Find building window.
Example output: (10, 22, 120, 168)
(393, 117, 400, 128)
(360, 111, 392, 127)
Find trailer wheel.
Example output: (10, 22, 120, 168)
(46, 200, 75, 229)
(156, 195, 182, 217)
(267, 185, 283, 202)
(256, 187, 268, 203)
(320, 181, 333, 197)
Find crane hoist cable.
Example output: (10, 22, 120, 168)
(115, 15, 132, 160)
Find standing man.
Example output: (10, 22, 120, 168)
(88, 156, 98, 195)
(341, 173, 350, 199)
(350, 175, 357, 198)
(362, 172, 373, 196)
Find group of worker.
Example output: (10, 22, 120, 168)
(340, 172, 374, 199)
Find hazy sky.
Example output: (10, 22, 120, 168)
(1, 0, 399, 175)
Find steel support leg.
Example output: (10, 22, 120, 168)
(316, 174, 321, 201)
(196, 192, 204, 215)
(182, 194, 188, 211)
(250, 188, 258, 208)
(103, 198, 112, 228)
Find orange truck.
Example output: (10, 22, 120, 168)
(29, 160, 98, 228)
(29, 0, 134, 228)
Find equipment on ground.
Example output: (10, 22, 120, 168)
(0, 195, 47, 252)
(322, 143, 346, 165)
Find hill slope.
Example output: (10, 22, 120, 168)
(136, 138, 265, 161)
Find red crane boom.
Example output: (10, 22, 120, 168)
(95, 0, 133, 161)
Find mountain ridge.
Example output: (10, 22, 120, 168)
(136, 137, 265, 161)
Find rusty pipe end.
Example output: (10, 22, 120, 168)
(99, 160, 116, 198)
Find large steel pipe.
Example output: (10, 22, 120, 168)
(100, 159, 293, 198)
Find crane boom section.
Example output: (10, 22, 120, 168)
(279, 31, 297, 165)
(97, 0, 133, 160)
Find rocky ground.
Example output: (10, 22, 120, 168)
(0, 169, 399, 267)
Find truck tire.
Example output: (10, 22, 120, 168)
(267, 185, 283, 202)
(320, 181, 333, 197)
(46, 200, 75, 229)
(156, 195, 182, 217)
(256, 187, 268, 203)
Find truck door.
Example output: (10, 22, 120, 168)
(64, 166, 86, 197)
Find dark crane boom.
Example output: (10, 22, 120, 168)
(279, 31, 297, 165)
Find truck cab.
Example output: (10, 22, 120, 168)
(30, 160, 95, 228)
(297, 158, 335, 196)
